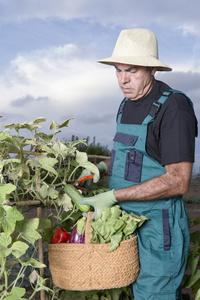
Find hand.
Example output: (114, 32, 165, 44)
(78, 169, 94, 187)
(78, 161, 108, 187)
(97, 161, 108, 175)
(79, 190, 117, 220)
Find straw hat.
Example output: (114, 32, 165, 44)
(98, 28, 172, 71)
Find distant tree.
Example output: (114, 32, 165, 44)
(64, 136, 111, 157)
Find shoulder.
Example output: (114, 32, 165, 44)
(153, 80, 171, 97)
(163, 91, 194, 117)
(152, 81, 197, 137)
(154, 81, 194, 115)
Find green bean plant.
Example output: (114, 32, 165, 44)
(182, 216, 200, 300)
(0, 117, 99, 299)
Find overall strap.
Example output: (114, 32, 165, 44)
(142, 89, 193, 125)
(117, 98, 128, 123)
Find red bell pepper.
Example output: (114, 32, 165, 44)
(52, 227, 70, 244)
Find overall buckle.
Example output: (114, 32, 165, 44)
(149, 101, 162, 118)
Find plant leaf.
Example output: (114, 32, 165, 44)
(0, 183, 16, 204)
(0, 131, 12, 142)
(38, 184, 58, 199)
(38, 155, 58, 167)
(108, 232, 123, 252)
(52, 139, 69, 159)
(31, 117, 48, 125)
(16, 218, 41, 244)
(191, 256, 199, 275)
(194, 217, 200, 225)
(29, 270, 38, 284)
(28, 157, 41, 168)
(75, 150, 88, 164)
(38, 184, 48, 199)
(75, 150, 99, 181)
(38, 218, 51, 230)
(186, 270, 200, 288)
(35, 275, 53, 292)
(38, 155, 58, 176)
(190, 231, 200, 244)
(19, 258, 46, 268)
(49, 118, 73, 130)
(0, 206, 24, 235)
(195, 288, 200, 300)
(11, 241, 29, 258)
(48, 187, 59, 199)
(0, 232, 12, 257)
(4, 287, 26, 300)
(35, 132, 54, 143)
(57, 193, 73, 211)
(16, 163, 30, 180)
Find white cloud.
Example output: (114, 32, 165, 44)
(0, 43, 117, 108)
(178, 24, 200, 36)
(0, 0, 200, 36)
(0, 42, 120, 146)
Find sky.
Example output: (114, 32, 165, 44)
(0, 0, 199, 173)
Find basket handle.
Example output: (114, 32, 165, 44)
(85, 211, 94, 244)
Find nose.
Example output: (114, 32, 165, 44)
(121, 71, 129, 84)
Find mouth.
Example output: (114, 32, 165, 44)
(122, 88, 131, 93)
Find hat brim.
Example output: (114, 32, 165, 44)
(98, 56, 172, 72)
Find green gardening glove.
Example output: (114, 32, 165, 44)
(77, 169, 96, 187)
(78, 161, 108, 187)
(79, 190, 117, 220)
(97, 161, 108, 175)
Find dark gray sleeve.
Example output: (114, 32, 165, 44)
(159, 94, 197, 166)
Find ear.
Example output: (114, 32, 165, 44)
(151, 67, 157, 76)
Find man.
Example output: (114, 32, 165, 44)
(79, 29, 197, 299)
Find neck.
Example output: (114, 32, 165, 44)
(145, 76, 156, 96)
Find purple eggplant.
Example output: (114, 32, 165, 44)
(69, 217, 86, 243)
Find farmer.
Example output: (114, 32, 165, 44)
(79, 29, 198, 299)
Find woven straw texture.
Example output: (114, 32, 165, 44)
(48, 212, 139, 291)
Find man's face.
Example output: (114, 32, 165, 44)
(115, 63, 156, 101)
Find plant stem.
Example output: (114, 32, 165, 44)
(0, 258, 6, 279)
(60, 206, 77, 223)
(28, 283, 38, 300)
(67, 166, 79, 181)
(4, 271, 8, 294)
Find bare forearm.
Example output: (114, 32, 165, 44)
(115, 174, 182, 202)
(114, 162, 193, 202)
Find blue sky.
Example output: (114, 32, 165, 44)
(0, 0, 199, 173)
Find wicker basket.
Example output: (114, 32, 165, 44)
(48, 211, 139, 291)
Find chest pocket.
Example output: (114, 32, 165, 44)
(125, 149, 143, 183)
(111, 132, 143, 183)
(113, 132, 138, 146)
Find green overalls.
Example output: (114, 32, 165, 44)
(109, 90, 192, 300)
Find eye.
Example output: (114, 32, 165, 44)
(129, 68, 137, 74)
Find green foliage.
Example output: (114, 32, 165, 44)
(182, 216, 200, 299)
(0, 117, 199, 300)
(66, 135, 112, 157)
(60, 286, 132, 300)
(89, 206, 148, 252)
(0, 117, 100, 299)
